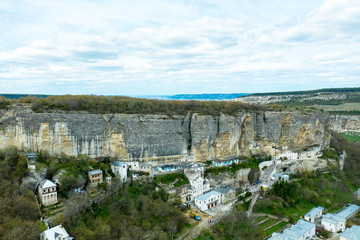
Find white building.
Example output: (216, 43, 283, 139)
(106, 176, 112, 184)
(111, 161, 128, 182)
(304, 206, 324, 223)
(155, 164, 184, 172)
(211, 157, 239, 167)
(40, 224, 73, 240)
(194, 190, 221, 211)
(139, 163, 152, 173)
(271, 172, 290, 182)
(127, 161, 139, 171)
(268, 219, 316, 240)
(274, 151, 298, 161)
(214, 186, 236, 204)
(355, 188, 360, 200)
(184, 163, 210, 201)
(337, 204, 360, 220)
(340, 225, 360, 240)
(321, 213, 346, 233)
(37, 179, 57, 206)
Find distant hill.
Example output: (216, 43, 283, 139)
(236, 87, 360, 115)
(167, 93, 250, 101)
(0, 94, 50, 99)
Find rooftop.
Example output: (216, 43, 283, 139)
(356, 188, 360, 195)
(269, 219, 315, 240)
(112, 161, 127, 167)
(158, 164, 183, 169)
(26, 152, 36, 157)
(39, 179, 57, 189)
(139, 163, 152, 167)
(195, 190, 221, 201)
(340, 225, 360, 240)
(43, 225, 73, 240)
(212, 158, 238, 163)
(304, 206, 324, 219)
(89, 169, 102, 175)
(322, 213, 346, 225)
(336, 204, 360, 219)
(214, 186, 235, 194)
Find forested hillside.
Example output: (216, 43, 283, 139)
(0, 147, 41, 240)
(0, 95, 276, 115)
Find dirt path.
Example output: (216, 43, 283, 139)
(248, 192, 260, 216)
(177, 214, 222, 240)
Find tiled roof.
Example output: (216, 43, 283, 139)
(214, 186, 235, 194)
(322, 213, 346, 225)
(112, 161, 127, 167)
(89, 169, 102, 175)
(340, 225, 360, 240)
(304, 206, 324, 219)
(268, 219, 315, 240)
(195, 190, 221, 201)
(43, 225, 72, 240)
(39, 179, 57, 188)
(336, 204, 360, 219)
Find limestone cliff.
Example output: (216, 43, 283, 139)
(330, 115, 360, 132)
(0, 105, 330, 161)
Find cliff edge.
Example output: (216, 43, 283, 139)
(0, 105, 330, 161)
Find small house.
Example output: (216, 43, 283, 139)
(355, 188, 360, 200)
(26, 152, 36, 170)
(321, 213, 346, 233)
(40, 224, 73, 240)
(106, 176, 112, 184)
(194, 190, 221, 211)
(155, 164, 184, 173)
(211, 157, 239, 167)
(340, 225, 360, 240)
(271, 172, 290, 182)
(88, 169, 103, 186)
(304, 206, 324, 223)
(214, 186, 236, 204)
(139, 163, 152, 173)
(37, 179, 58, 206)
(111, 161, 128, 182)
(128, 162, 139, 171)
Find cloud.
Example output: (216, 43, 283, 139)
(0, 0, 359, 95)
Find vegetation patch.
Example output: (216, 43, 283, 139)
(339, 131, 360, 142)
(61, 180, 188, 240)
(154, 172, 189, 187)
(205, 155, 269, 176)
(196, 207, 262, 240)
(0, 147, 41, 239)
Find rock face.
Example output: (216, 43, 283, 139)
(0, 105, 331, 161)
(330, 115, 360, 132)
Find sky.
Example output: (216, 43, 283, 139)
(0, 0, 360, 96)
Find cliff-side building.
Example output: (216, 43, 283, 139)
(40, 224, 73, 240)
(304, 206, 324, 223)
(37, 179, 57, 206)
(321, 213, 346, 233)
(194, 190, 221, 211)
(183, 163, 210, 202)
(88, 169, 103, 186)
(111, 161, 128, 182)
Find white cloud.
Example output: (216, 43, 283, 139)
(0, 0, 359, 95)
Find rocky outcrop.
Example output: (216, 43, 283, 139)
(0, 105, 331, 161)
(330, 115, 360, 132)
